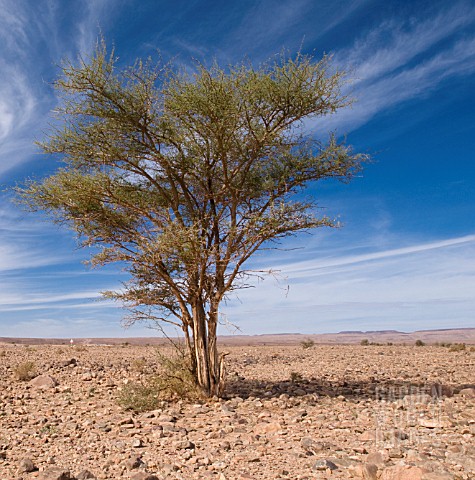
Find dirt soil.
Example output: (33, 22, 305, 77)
(0, 343, 474, 479)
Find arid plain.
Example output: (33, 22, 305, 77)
(0, 332, 474, 479)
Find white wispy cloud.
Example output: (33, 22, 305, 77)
(75, 0, 117, 56)
(0, 242, 65, 272)
(0, 1, 46, 175)
(0, 0, 115, 177)
(0, 0, 28, 53)
(0, 290, 103, 308)
(0, 197, 68, 271)
(308, 2, 475, 134)
(278, 234, 475, 274)
(342, 4, 475, 84)
(222, 0, 370, 62)
(223, 233, 475, 333)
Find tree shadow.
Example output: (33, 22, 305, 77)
(223, 376, 470, 401)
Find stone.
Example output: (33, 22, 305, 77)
(29, 375, 58, 389)
(362, 463, 379, 480)
(212, 461, 227, 470)
(422, 473, 454, 480)
(59, 359, 77, 367)
(125, 456, 145, 470)
(220, 441, 231, 451)
(158, 414, 176, 423)
(366, 451, 386, 465)
(300, 437, 328, 454)
(18, 457, 36, 473)
(360, 430, 376, 442)
(458, 387, 475, 398)
(253, 421, 282, 435)
(313, 459, 338, 471)
(173, 440, 195, 450)
(403, 394, 433, 406)
(38, 468, 72, 480)
(419, 419, 451, 428)
(350, 463, 379, 480)
(130, 473, 160, 480)
(76, 470, 96, 479)
(131, 438, 143, 447)
(393, 429, 409, 440)
(381, 465, 425, 480)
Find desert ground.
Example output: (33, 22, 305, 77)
(0, 341, 474, 479)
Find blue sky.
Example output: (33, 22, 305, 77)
(1, 0, 474, 337)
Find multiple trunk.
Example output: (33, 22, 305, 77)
(183, 299, 225, 397)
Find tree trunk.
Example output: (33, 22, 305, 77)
(192, 301, 211, 394)
(191, 299, 226, 397)
(182, 319, 196, 378)
(207, 306, 220, 396)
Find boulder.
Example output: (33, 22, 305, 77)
(381, 465, 425, 480)
(18, 457, 36, 473)
(458, 387, 475, 398)
(28, 375, 58, 389)
(38, 468, 72, 480)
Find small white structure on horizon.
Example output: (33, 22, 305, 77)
(70, 339, 74, 346)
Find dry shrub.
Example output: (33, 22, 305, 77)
(13, 361, 37, 381)
(117, 382, 160, 412)
(118, 349, 203, 412)
(290, 371, 303, 383)
(300, 338, 315, 349)
(0, 350, 6, 357)
(131, 358, 147, 373)
(449, 343, 466, 352)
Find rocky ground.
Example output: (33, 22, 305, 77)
(0, 343, 474, 480)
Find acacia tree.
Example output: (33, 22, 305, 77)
(19, 44, 366, 396)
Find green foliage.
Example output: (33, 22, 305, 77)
(17, 41, 367, 396)
(13, 361, 37, 381)
(300, 338, 315, 349)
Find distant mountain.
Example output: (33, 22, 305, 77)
(1, 328, 474, 346)
(339, 330, 403, 334)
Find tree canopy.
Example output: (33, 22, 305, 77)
(18, 43, 367, 396)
